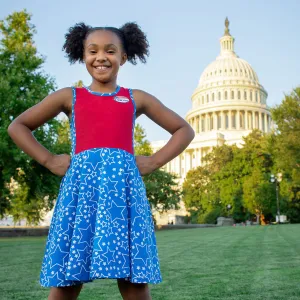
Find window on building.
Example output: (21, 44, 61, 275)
(244, 91, 247, 100)
(218, 92, 221, 100)
(238, 91, 241, 100)
(212, 93, 215, 101)
(225, 91, 228, 100)
(231, 90, 234, 99)
(207, 94, 209, 103)
(250, 91, 253, 101)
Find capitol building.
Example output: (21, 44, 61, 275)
(151, 18, 273, 225)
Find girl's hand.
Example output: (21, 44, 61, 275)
(45, 154, 71, 176)
(135, 155, 157, 176)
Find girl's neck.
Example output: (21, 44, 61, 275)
(89, 80, 118, 94)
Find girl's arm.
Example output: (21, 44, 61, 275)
(133, 89, 195, 174)
(7, 88, 72, 175)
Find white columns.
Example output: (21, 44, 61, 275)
(259, 112, 262, 131)
(244, 110, 248, 130)
(205, 114, 209, 132)
(228, 110, 232, 129)
(200, 148, 202, 165)
(184, 151, 189, 174)
(237, 110, 240, 129)
(213, 112, 217, 130)
(195, 148, 199, 166)
(199, 115, 202, 132)
(177, 155, 181, 176)
(221, 111, 225, 130)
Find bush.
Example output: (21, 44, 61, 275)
(198, 207, 222, 224)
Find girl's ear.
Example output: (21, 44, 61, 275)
(120, 53, 127, 66)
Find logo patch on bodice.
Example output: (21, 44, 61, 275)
(114, 96, 130, 103)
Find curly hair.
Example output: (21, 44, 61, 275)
(63, 22, 149, 65)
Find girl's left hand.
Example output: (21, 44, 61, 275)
(135, 155, 157, 176)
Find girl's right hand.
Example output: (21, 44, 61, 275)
(45, 154, 71, 176)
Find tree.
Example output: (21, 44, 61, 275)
(271, 87, 300, 222)
(183, 144, 237, 223)
(134, 123, 153, 156)
(0, 10, 68, 223)
(134, 123, 181, 211)
(182, 166, 211, 212)
(183, 130, 278, 224)
(144, 170, 181, 212)
(73, 80, 84, 88)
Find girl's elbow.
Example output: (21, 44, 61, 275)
(7, 122, 15, 136)
(7, 121, 19, 138)
(187, 123, 195, 140)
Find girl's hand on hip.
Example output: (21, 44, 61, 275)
(45, 154, 71, 176)
(135, 155, 157, 176)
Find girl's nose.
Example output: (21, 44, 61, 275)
(96, 52, 107, 62)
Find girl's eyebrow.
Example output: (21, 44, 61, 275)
(87, 43, 118, 48)
(105, 44, 118, 48)
(87, 43, 98, 48)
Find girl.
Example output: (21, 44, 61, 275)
(8, 22, 194, 300)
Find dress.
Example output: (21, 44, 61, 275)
(40, 86, 162, 287)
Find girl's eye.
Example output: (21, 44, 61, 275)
(90, 51, 97, 54)
(107, 51, 115, 54)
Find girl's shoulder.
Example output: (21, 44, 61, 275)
(49, 87, 73, 119)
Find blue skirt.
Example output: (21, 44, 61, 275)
(40, 148, 162, 287)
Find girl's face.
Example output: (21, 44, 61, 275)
(83, 30, 127, 84)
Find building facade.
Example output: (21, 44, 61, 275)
(151, 18, 273, 225)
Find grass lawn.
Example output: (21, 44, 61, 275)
(0, 225, 300, 300)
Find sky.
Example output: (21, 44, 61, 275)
(1, 0, 300, 141)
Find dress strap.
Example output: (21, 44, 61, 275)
(128, 88, 137, 155)
(70, 87, 77, 158)
(128, 89, 136, 116)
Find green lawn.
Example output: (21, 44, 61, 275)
(0, 225, 300, 300)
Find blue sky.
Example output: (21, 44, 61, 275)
(2, 0, 300, 141)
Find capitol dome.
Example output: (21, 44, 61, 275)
(199, 56, 259, 86)
(152, 18, 273, 180)
(186, 18, 271, 140)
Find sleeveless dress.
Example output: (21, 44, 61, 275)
(40, 86, 162, 287)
